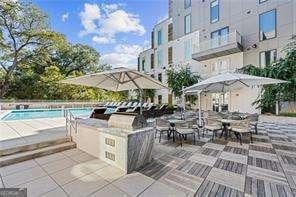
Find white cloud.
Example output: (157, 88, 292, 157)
(61, 12, 69, 22)
(79, 3, 101, 35)
(79, 3, 145, 44)
(92, 36, 115, 44)
(101, 44, 144, 68)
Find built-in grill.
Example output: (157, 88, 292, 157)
(108, 112, 147, 130)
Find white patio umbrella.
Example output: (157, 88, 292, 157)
(61, 67, 168, 114)
(183, 72, 287, 125)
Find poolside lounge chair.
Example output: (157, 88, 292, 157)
(90, 107, 110, 120)
(126, 102, 133, 108)
(143, 105, 157, 118)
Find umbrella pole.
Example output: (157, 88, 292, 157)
(198, 91, 202, 127)
(139, 89, 143, 115)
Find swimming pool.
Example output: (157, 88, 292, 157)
(1, 108, 93, 121)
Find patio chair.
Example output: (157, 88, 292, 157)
(174, 121, 196, 147)
(204, 117, 222, 141)
(155, 118, 171, 142)
(229, 119, 252, 145)
(247, 114, 259, 134)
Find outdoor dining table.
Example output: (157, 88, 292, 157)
(165, 118, 186, 142)
(219, 119, 241, 139)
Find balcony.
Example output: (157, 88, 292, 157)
(192, 31, 243, 61)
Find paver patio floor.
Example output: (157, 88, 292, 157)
(1, 120, 296, 197)
(0, 118, 66, 150)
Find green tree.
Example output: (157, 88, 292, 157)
(166, 67, 200, 98)
(240, 39, 296, 113)
(0, 1, 64, 97)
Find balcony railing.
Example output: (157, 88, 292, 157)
(192, 31, 243, 61)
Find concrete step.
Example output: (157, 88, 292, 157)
(0, 142, 76, 167)
(0, 137, 71, 157)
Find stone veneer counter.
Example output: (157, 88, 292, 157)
(72, 117, 155, 173)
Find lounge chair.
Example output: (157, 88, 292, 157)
(126, 102, 133, 108)
(90, 107, 110, 120)
(143, 105, 157, 118)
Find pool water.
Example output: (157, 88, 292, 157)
(1, 108, 93, 121)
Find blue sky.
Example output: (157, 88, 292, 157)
(32, 0, 168, 68)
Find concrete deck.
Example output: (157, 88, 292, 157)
(0, 118, 66, 150)
(1, 120, 296, 197)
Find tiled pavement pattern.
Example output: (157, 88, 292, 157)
(139, 120, 296, 197)
(0, 120, 296, 197)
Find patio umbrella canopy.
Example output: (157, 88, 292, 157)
(182, 72, 287, 126)
(62, 67, 167, 91)
(183, 72, 287, 93)
(61, 67, 168, 114)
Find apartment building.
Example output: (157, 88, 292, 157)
(138, 0, 296, 113)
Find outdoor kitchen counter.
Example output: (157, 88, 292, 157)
(75, 118, 151, 138)
(71, 117, 155, 173)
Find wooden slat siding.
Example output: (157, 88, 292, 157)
(273, 144, 296, 152)
(139, 160, 172, 180)
(202, 148, 220, 157)
(249, 145, 276, 154)
(223, 146, 248, 155)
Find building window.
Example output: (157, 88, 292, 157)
(259, 0, 268, 4)
(151, 31, 154, 48)
(210, 0, 219, 23)
(260, 49, 277, 67)
(137, 57, 140, 71)
(184, 14, 191, 34)
(184, 0, 191, 9)
(158, 95, 162, 105)
(259, 9, 276, 41)
(168, 23, 173, 41)
(184, 40, 192, 60)
(150, 54, 154, 69)
(157, 30, 162, 45)
(141, 59, 145, 71)
(158, 73, 162, 82)
(211, 27, 229, 48)
(157, 50, 163, 67)
(168, 47, 173, 64)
